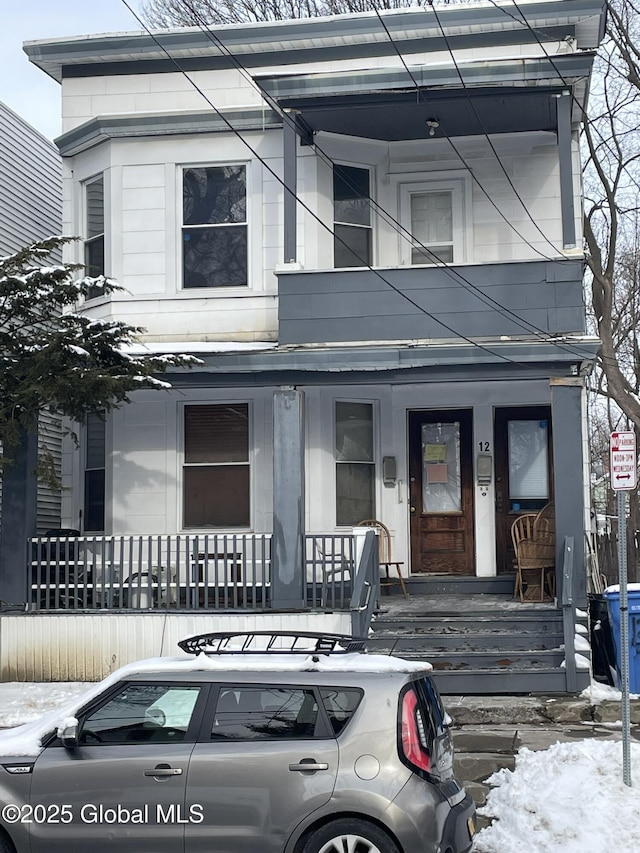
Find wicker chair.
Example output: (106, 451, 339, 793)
(357, 520, 409, 598)
(511, 503, 556, 602)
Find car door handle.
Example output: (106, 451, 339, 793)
(144, 766, 183, 777)
(289, 760, 329, 772)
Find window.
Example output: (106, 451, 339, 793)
(183, 404, 250, 528)
(335, 401, 375, 526)
(80, 683, 201, 745)
(333, 165, 372, 268)
(508, 420, 549, 501)
(84, 412, 105, 532)
(182, 165, 247, 288)
(400, 179, 466, 265)
(319, 687, 363, 735)
(84, 175, 105, 299)
(211, 687, 319, 740)
(421, 421, 462, 514)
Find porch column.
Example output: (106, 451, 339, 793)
(283, 111, 298, 264)
(557, 91, 576, 249)
(0, 424, 38, 605)
(550, 378, 586, 605)
(271, 388, 305, 608)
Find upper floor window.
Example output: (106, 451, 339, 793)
(400, 179, 466, 265)
(183, 403, 250, 528)
(335, 401, 375, 526)
(84, 175, 105, 299)
(182, 165, 247, 288)
(333, 165, 372, 268)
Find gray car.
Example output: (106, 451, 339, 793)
(0, 632, 475, 853)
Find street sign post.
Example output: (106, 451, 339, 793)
(610, 430, 636, 788)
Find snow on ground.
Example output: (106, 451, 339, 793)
(0, 682, 89, 728)
(474, 740, 640, 852)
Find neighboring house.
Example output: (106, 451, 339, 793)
(20, 0, 606, 687)
(0, 101, 63, 543)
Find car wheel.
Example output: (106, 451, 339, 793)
(301, 819, 400, 853)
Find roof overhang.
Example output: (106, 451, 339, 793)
(24, 0, 606, 83)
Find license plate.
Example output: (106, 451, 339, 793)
(468, 816, 476, 839)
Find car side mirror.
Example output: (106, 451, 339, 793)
(57, 718, 79, 750)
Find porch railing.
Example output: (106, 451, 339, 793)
(27, 532, 374, 615)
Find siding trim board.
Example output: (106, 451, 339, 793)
(56, 109, 283, 156)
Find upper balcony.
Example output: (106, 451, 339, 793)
(277, 257, 584, 346)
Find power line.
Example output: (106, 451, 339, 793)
(174, 0, 600, 364)
(118, 0, 599, 366)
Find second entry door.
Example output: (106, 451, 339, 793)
(409, 409, 474, 574)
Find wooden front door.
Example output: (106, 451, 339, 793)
(409, 409, 475, 575)
(494, 406, 554, 573)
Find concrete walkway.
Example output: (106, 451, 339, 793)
(448, 694, 640, 822)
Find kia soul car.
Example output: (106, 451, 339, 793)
(0, 632, 475, 853)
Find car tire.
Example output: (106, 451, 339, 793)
(0, 828, 16, 853)
(300, 819, 400, 853)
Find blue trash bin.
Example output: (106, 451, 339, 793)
(604, 585, 640, 693)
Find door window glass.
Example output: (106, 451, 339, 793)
(508, 420, 549, 500)
(421, 422, 461, 512)
(211, 687, 319, 740)
(80, 684, 201, 744)
(410, 191, 453, 264)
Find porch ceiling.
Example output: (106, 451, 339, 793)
(261, 53, 595, 140)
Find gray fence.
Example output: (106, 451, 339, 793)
(28, 532, 377, 616)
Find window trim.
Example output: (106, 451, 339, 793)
(180, 401, 253, 531)
(180, 162, 250, 292)
(394, 172, 472, 266)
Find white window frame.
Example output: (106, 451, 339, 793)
(397, 174, 471, 266)
(179, 400, 253, 531)
(179, 162, 251, 292)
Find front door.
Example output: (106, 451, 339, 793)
(494, 406, 554, 573)
(409, 409, 474, 574)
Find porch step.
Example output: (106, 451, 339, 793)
(368, 592, 580, 694)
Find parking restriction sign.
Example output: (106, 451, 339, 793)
(610, 431, 637, 491)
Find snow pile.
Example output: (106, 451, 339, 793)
(475, 740, 640, 852)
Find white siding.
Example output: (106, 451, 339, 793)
(0, 611, 350, 681)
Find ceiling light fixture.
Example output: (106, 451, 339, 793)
(426, 119, 440, 137)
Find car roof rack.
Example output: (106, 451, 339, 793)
(178, 630, 366, 656)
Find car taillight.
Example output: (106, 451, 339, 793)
(401, 688, 431, 773)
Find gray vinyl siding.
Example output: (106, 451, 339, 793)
(0, 101, 61, 255)
(0, 101, 63, 532)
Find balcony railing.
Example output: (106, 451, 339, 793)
(27, 532, 374, 614)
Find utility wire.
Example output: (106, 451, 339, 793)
(175, 0, 598, 362)
(178, 0, 567, 345)
(118, 0, 600, 365)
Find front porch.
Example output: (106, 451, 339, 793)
(6, 529, 589, 694)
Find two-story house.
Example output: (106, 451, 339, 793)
(19, 0, 605, 689)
